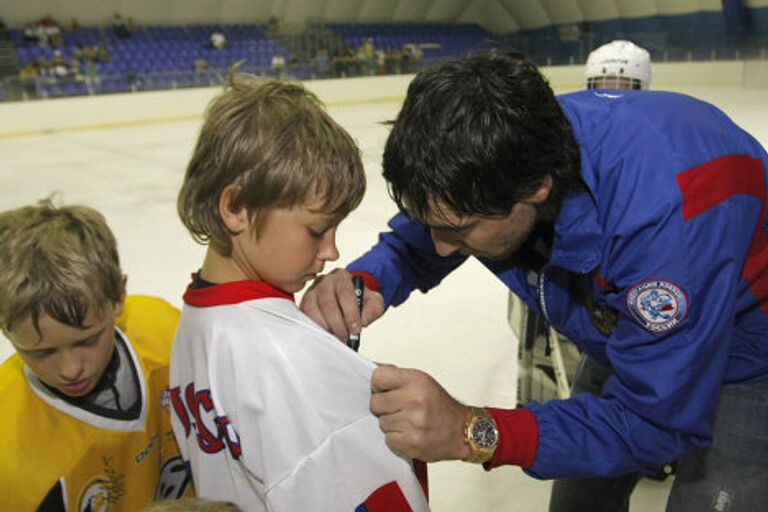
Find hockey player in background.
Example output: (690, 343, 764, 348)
(585, 39, 652, 90)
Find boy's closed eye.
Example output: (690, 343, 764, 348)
(308, 227, 326, 239)
(24, 348, 56, 360)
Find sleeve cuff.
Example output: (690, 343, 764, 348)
(349, 270, 380, 293)
(484, 407, 538, 470)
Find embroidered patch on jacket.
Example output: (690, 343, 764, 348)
(627, 280, 688, 332)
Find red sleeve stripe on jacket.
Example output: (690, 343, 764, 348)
(485, 407, 539, 470)
(676, 154, 768, 313)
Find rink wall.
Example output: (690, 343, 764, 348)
(0, 59, 762, 139)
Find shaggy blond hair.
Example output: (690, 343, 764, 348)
(178, 74, 365, 255)
(0, 198, 123, 334)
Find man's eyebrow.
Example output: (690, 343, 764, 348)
(425, 220, 476, 232)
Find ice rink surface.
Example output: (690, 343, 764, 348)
(1, 79, 767, 511)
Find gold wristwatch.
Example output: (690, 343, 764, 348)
(463, 406, 498, 464)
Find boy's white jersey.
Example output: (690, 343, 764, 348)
(169, 279, 429, 511)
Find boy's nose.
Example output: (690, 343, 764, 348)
(58, 350, 84, 381)
(319, 236, 339, 262)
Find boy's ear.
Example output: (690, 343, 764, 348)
(114, 275, 128, 317)
(219, 184, 248, 233)
(524, 175, 553, 205)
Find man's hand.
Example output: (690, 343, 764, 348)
(300, 268, 385, 341)
(370, 365, 472, 462)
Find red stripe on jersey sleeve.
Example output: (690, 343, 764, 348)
(357, 481, 413, 512)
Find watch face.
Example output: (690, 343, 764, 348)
(471, 417, 498, 449)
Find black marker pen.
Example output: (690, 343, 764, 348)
(347, 275, 364, 351)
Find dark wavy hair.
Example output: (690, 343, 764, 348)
(383, 48, 581, 221)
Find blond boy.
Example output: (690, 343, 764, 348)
(0, 199, 192, 510)
(170, 76, 428, 511)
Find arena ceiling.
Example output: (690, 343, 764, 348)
(277, 0, 726, 34)
(2, 0, 752, 35)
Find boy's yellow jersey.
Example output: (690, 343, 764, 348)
(0, 295, 193, 511)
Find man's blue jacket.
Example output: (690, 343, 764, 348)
(348, 90, 768, 478)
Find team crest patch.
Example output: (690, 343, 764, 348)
(627, 280, 688, 332)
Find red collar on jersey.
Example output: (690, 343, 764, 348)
(183, 274, 294, 307)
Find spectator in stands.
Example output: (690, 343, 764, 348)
(271, 52, 285, 79)
(411, 44, 423, 70)
(22, 24, 37, 44)
(49, 25, 63, 47)
(112, 13, 131, 38)
(51, 50, 68, 78)
(27, 15, 62, 47)
(96, 43, 111, 63)
(19, 60, 38, 79)
(385, 47, 403, 75)
(330, 50, 344, 78)
(288, 52, 302, 76)
(19, 61, 39, 99)
(358, 38, 376, 76)
(69, 56, 84, 81)
(313, 49, 329, 78)
(401, 44, 413, 73)
(267, 15, 279, 35)
(34, 25, 49, 49)
(376, 48, 386, 75)
(84, 59, 100, 94)
(194, 55, 208, 73)
(210, 31, 226, 51)
(82, 45, 97, 62)
(36, 56, 51, 77)
(69, 18, 80, 33)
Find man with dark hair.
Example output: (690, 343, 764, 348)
(301, 48, 768, 510)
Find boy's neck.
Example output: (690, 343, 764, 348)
(200, 246, 256, 284)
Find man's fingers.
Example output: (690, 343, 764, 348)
(300, 269, 385, 342)
(360, 289, 384, 327)
(371, 365, 408, 393)
(337, 276, 363, 335)
(370, 367, 471, 462)
(301, 269, 352, 341)
(370, 386, 404, 417)
(299, 287, 330, 332)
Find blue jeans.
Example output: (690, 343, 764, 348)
(549, 356, 768, 512)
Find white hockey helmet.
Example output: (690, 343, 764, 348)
(585, 40, 652, 90)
